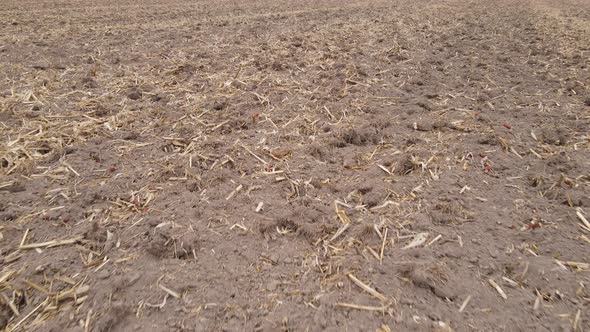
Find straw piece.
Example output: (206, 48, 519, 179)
(370, 201, 399, 211)
(20, 228, 30, 247)
(459, 295, 471, 312)
(0, 270, 15, 284)
(56, 285, 89, 302)
(1, 293, 20, 316)
(19, 236, 83, 250)
(379, 228, 388, 263)
(11, 301, 45, 331)
(159, 284, 180, 298)
(402, 233, 429, 250)
(329, 223, 350, 242)
(426, 234, 442, 247)
(336, 302, 386, 312)
(225, 184, 243, 200)
(347, 273, 387, 303)
(576, 208, 590, 229)
(488, 278, 507, 300)
(573, 309, 581, 331)
(255, 202, 264, 213)
(241, 144, 268, 165)
(557, 260, 589, 270)
(337, 209, 352, 224)
(23, 279, 50, 294)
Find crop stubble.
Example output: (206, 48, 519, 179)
(0, 0, 589, 330)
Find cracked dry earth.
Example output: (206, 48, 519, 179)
(1, 0, 590, 331)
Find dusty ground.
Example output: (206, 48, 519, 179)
(1, 0, 590, 330)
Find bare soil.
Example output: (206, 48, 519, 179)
(1, 0, 590, 331)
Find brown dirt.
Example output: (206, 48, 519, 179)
(1, 0, 590, 330)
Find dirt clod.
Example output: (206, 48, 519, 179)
(126, 87, 142, 100)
